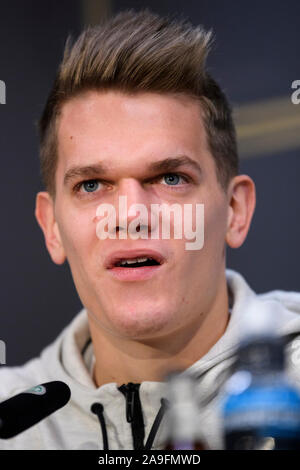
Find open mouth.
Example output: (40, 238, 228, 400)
(114, 257, 161, 268)
(106, 252, 164, 281)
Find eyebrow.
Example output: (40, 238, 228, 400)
(64, 163, 109, 186)
(149, 156, 202, 175)
(63, 155, 202, 186)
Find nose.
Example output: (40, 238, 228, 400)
(113, 178, 158, 238)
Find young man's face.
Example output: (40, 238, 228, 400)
(36, 90, 253, 340)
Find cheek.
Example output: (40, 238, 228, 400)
(203, 200, 228, 260)
(57, 208, 97, 266)
(179, 200, 227, 272)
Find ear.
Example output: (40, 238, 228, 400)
(225, 175, 256, 249)
(35, 191, 66, 264)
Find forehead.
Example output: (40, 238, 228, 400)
(56, 90, 212, 177)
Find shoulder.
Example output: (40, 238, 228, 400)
(226, 269, 300, 385)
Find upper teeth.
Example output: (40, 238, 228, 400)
(120, 257, 150, 265)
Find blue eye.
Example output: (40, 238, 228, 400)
(82, 180, 100, 192)
(163, 174, 181, 185)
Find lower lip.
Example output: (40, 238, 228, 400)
(107, 264, 163, 281)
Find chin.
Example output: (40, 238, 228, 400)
(109, 305, 175, 339)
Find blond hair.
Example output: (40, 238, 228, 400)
(39, 9, 239, 196)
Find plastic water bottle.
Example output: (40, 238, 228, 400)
(222, 305, 300, 450)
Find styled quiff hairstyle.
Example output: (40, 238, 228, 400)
(38, 9, 239, 197)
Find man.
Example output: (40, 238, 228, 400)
(1, 9, 300, 450)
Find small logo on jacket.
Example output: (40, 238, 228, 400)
(23, 385, 46, 395)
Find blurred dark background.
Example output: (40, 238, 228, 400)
(0, 0, 299, 365)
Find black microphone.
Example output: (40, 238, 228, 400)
(0, 381, 71, 439)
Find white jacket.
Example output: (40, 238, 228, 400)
(1, 269, 300, 450)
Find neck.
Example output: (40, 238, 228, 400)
(88, 275, 230, 387)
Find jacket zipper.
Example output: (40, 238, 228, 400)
(118, 382, 145, 450)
